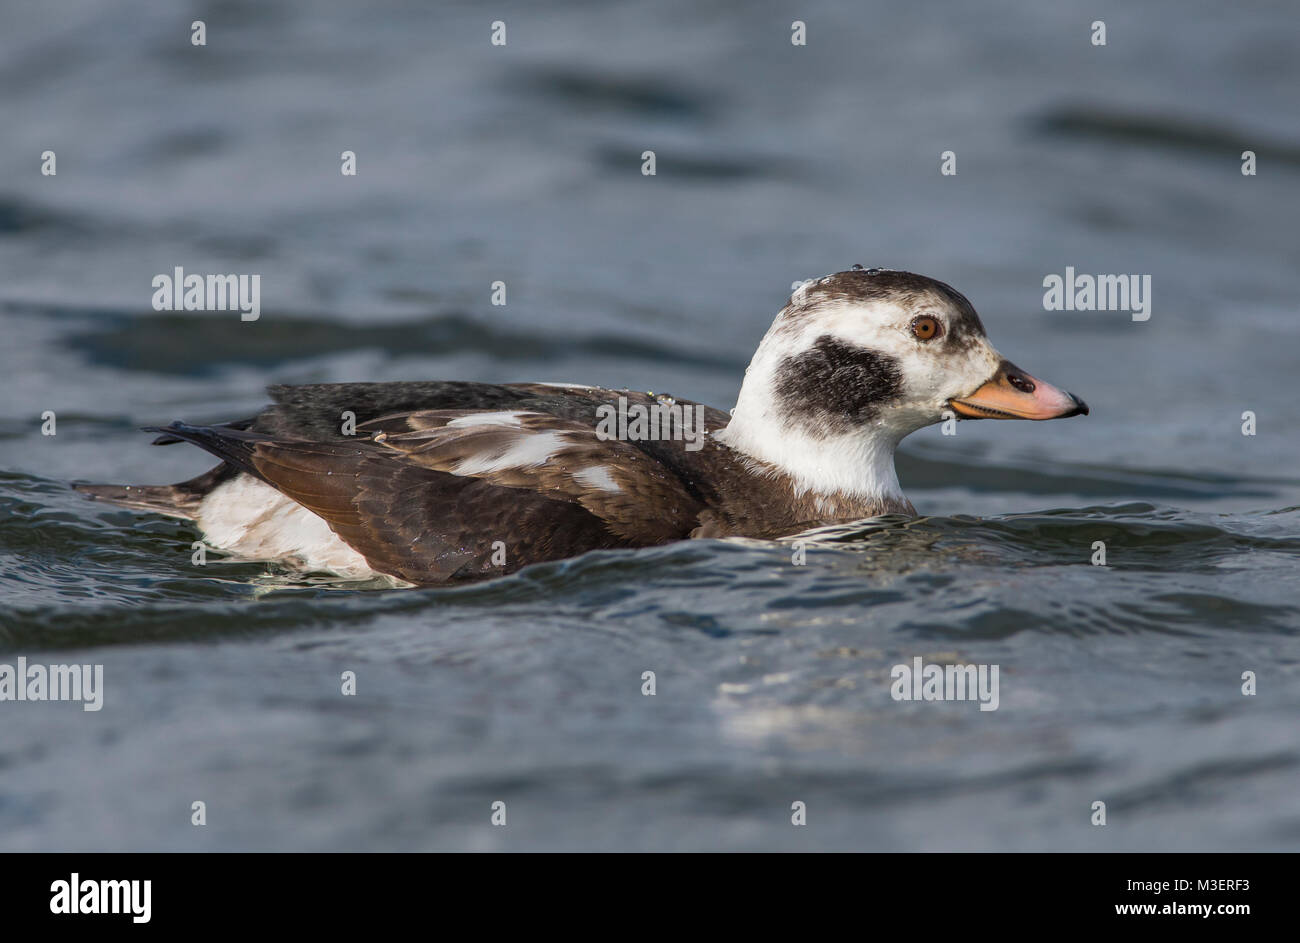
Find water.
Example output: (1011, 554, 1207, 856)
(1, 0, 1298, 851)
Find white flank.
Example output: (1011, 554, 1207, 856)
(196, 475, 383, 580)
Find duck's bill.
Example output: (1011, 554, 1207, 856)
(948, 361, 1089, 420)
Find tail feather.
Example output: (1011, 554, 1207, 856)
(74, 462, 235, 519)
(74, 482, 201, 519)
(141, 421, 266, 477)
(149, 415, 257, 446)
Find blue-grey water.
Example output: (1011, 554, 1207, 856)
(1, 0, 1298, 851)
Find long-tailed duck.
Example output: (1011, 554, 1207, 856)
(77, 269, 1087, 586)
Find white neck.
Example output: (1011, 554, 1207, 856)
(714, 404, 906, 504)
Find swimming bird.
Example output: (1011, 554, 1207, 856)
(76, 269, 1087, 586)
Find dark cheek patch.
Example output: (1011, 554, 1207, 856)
(773, 335, 904, 434)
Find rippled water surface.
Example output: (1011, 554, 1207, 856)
(1, 0, 1298, 851)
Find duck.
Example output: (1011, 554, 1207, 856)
(76, 268, 1088, 586)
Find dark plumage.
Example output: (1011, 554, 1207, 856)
(773, 336, 905, 430)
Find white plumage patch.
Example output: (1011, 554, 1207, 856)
(445, 411, 525, 429)
(452, 430, 571, 476)
(572, 465, 621, 492)
(196, 475, 383, 580)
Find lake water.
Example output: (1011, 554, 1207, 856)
(1, 0, 1297, 851)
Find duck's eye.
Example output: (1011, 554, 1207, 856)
(911, 315, 943, 341)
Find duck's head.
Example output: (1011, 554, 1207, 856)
(715, 268, 1088, 503)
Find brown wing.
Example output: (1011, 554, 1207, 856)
(357, 409, 706, 544)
